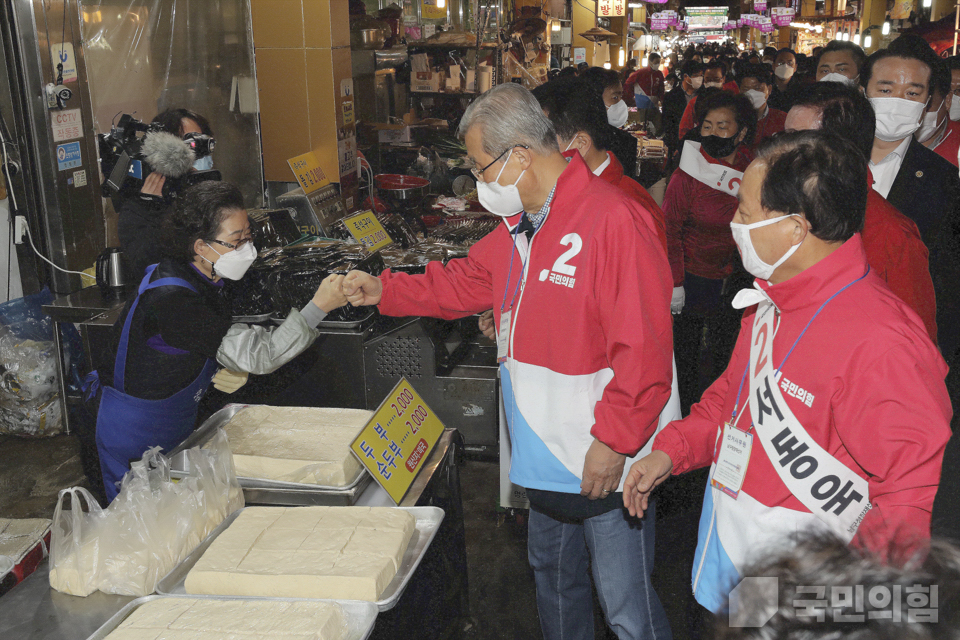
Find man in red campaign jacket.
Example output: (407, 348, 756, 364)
(623, 131, 951, 619)
(341, 83, 678, 640)
(785, 83, 938, 343)
(533, 76, 667, 251)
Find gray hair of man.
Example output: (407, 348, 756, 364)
(457, 83, 560, 158)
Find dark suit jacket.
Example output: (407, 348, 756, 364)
(609, 128, 638, 179)
(886, 138, 960, 359)
(662, 86, 695, 156)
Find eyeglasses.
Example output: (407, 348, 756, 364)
(470, 145, 528, 180)
(211, 235, 253, 251)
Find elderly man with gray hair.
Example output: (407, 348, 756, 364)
(341, 83, 678, 640)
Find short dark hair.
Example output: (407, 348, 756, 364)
(817, 40, 867, 72)
(696, 91, 758, 147)
(888, 34, 950, 97)
(648, 52, 661, 65)
(680, 60, 704, 79)
(738, 63, 774, 87)
(762, 46, 778, 58)
(861, 41, 938, 94)
(152, 108, 213, 137)
(705, 59, 727, 75)
(533, 78, 614, 152)
(755, 130, 866, 242)
(581, 67, 622, 94)
(777, 47, 797, 57)
(165, 181, 245, 262)
(790, 81, 876, 157)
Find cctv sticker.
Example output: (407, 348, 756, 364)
(51, 109, 82, 142)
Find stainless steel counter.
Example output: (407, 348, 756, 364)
(0, 430, 458, 639)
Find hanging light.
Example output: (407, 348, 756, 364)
(552, 20, 561, 32)
(923, 0, 932, 7)
(437, 0, 445, 8)
(619, 48, 626, 66)
(853, 31, 860, 45)
(603, 62, 612, 69)
(864, 33, 872, 48)
(842, 31, 849, 41)
(882, 21, 890, 35)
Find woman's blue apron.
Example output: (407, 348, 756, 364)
(94, 265, 217, 501)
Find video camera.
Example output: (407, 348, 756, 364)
(98, 113, 220, 203)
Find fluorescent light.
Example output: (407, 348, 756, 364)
(864, 34, 872, 48)
(619, 49, 625, 66)
(882, 21, 890, 35)
(853, 32, 860, 44)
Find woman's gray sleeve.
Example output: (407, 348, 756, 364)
(215, 308, 320, 374)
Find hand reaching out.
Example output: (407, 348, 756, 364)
(622, 451, 674, 517)
(478, 310, 496, 340)
(341, 270, 383, 307)
(312, 274, 348, 312)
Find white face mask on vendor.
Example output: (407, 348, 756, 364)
(203, 241, 258, 280)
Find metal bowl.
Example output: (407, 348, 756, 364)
(374, 174, 430, 201)
(352, 27, 386, 49)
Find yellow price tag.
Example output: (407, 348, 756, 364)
(287, 151, 329, 194)
(351, 378, 446, 504)
(343, 210, 393, 252)
(421, 0, 447, 20)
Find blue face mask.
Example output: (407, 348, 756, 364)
(193, 155, 213, 171)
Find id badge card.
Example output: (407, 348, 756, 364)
(711, 422, 753, 500)
(497, 310, 511, 362)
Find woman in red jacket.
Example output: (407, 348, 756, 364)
(663, 91, 757, 412)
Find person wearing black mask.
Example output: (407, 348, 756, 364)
(663, 91, 757, 411)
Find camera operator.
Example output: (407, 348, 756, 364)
(116, 108, 216, 282)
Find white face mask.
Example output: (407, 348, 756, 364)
(744, 89, 767, 110)
(476, 151, 526, 217)
(204, 240, 258, 280)
(730, 214, 803, 281)
(689, 76, 704, 90)
(819, 72, 858, 86)
(916, 99, 945, 143)
(950, 96, 960, 121)
(869, 96, 927, 142)
(775, 64, 795, 80)
(193, 154, 214, 171)
(665, 81, 675, 92)
(607, 99, 629, 128)
(704, 81, 723, 89)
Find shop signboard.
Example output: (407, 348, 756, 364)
(598, 0, 626, 17)
(287, 151, 329, 194)
(686, 6, 728, 30)
(754, 0, 767, 11)
(420, 0, 447, 21)
(351, 378, 447, 504)
(573, 47, 586, 64)
(758, 16, 775, 32)
(771, 7, 795, 26)
(650, 13, 670, 30)
(342, 210, 393, 251)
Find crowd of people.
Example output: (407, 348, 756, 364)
(338, 36, 960, 639)
(98, 34, 960, 640)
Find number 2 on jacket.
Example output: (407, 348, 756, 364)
(552, 233, 582, 276)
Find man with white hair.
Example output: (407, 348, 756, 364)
(340, 83, 678, 640)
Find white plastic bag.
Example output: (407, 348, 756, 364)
(49, 429, 243, 596)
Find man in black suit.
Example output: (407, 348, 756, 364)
(662, 60, 704, 159)
(863, 40, 960, 361)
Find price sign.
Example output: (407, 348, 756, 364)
(287, 151, 329, 194)
(343, 210, 393, 251)
(351, 378, 446, 504)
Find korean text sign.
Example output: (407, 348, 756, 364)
(343, 210, 393, 251)
(351, 378, 446, 503)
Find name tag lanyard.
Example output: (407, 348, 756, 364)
(715, 268, 870, 498)
(497, 213, 529, 363)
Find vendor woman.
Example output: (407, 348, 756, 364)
(92, 181, 346, 501)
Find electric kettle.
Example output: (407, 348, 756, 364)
(95, 247, 126, 292)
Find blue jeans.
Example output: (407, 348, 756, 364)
(527, 501, 672, 640)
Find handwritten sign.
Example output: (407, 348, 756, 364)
(351, 378, 446, 504)
(287, 151, 329, 194)
(343, 210, 393, 252)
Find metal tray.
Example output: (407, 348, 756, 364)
(85, 594, 378, 640)
(271, 307, 376, 330)
(169, 404, 372, 505)
(156, 506, 445, 612)
(232, 312, 275, 323)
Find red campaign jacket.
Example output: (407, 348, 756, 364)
(862, 188, 938, 344)
(595, 151, 668, 252)
(654, 234, 951, 549)
(932, 120, 960, 168)
(751, 108, 787, 150)
(663, 145, 754, 285)
(376, 154, 673, 463)
(625, 67, 665, 102)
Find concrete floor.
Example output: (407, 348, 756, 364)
(0, 433, 707, 639)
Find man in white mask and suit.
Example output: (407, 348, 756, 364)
(862, 37, 960, 362)
(340, 82, 679, 640)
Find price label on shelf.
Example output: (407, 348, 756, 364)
(342, 210, 393, 252)
(350, 378, 446, 504)
(287, 151, 329, 194)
